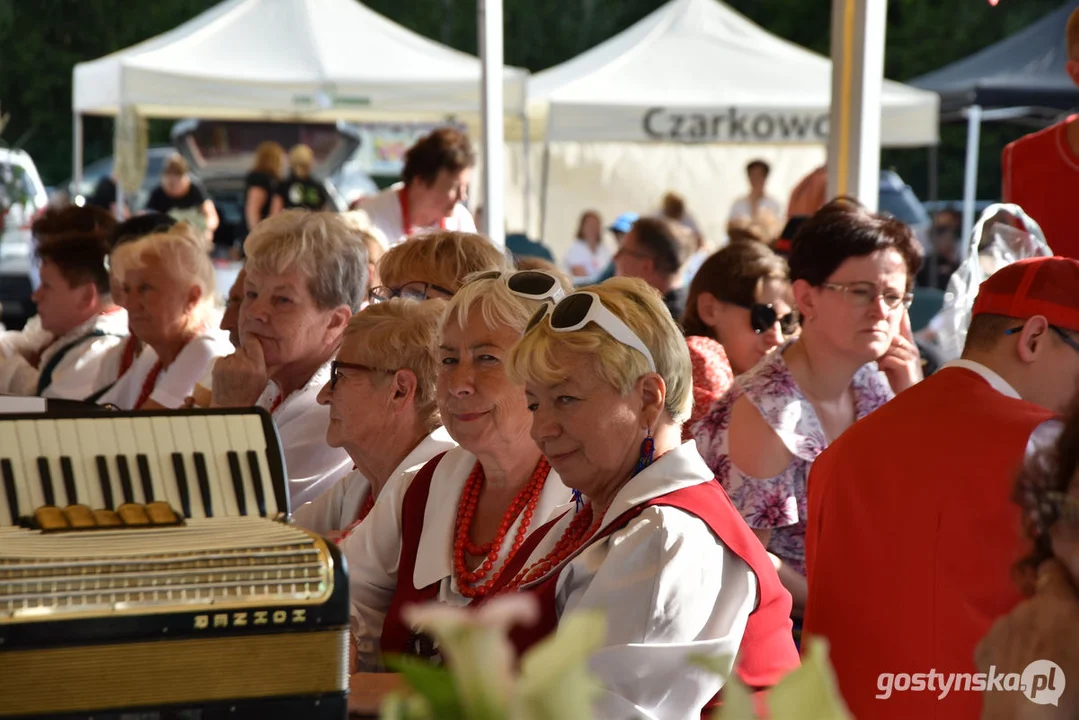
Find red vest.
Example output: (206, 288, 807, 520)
(490, 479, 800, 693)
(803, 367, 1055, 720)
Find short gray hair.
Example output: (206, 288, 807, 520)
(244, 210, 368, 311)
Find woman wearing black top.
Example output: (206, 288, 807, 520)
(244, 141, 285, 235)
(270, 144, 331, 214)
(146, 154, 219, 241)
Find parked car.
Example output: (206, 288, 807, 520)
(64, 145, 177, 213)
(0, 147, 48, 330)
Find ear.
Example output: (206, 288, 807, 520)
(1067, 60, 1079, 86)
(77, 283, 99, 311)
(324, 305, 352, 341)
(791, 279, 818, 322)
(1015, 316, 1051, 364)
(186, 284, 203, 311)
(696, 292, 723, 330)
(636, 372, 668, 431)
(390, 369, 418, 409)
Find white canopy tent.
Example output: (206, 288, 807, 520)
(511, 0, 939, 256)
(71, 0, 528, 241)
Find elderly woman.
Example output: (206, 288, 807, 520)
(209, 211, 367, 506)
(97, 224, 231, 409)
(369, 230, 507, 304)
(295, 300, 457, 538)
(693, 199, 924, 619)
(680, 241, 796, 436)
(341, 270, 573, 711)
(491, 277, 799, 719)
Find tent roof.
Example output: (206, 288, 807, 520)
(911, 1, 1079, 114)
(73, 0, 527, 122)
(525, 0, 939, 147)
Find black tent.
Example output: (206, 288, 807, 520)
(911, 0, 1079, 114)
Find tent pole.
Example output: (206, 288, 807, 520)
(478, 0, 505, 248)
(960, 104, 982, 260)
(927, 144, 938, 204)
(522, 110, 531, 234)
(73, 112, 84, 196)
(538, 140, 551, 242)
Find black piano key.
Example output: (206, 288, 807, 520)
(193, 452, 213, 517)
(59, 457, 78, 506)
(246, 450, 267, 517)
(171, 452, 192, 519)
(136, 454, 155, 502)
(2, 459, 19, 524)
(115, 455, 135, 504)
(36, 457, 56, 507)
(226, 451, 247, 516)
(95, 455, 114, 510)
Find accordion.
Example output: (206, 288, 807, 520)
(0, 408, 349, 719)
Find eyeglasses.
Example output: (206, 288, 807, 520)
(1005, 325, 1079, 354)
(468, 270, 566, 303)
(736, 302, 799, 335)
(368, 281, 455, 304)
(821, 281, 914, 310)
(526, 291, 657, 373)
(329, 360, 394, 391)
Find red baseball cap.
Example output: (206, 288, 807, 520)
(971, 257, 1079, 332)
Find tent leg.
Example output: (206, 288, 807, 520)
(73, 113, 84, 197)
(538, 141, 551, 243)
(478, 0, 505, 248)
(522, 111, 531, 234)
(960, 105, 982, 260)
(927, 144, 938, 204)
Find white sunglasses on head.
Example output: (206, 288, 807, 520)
(527, 291, 657, 373)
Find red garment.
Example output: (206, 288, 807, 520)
(803, 367, 1055, 720)
(684, 335, 735, 441)
(1002, 117, 1079, 258)
(491, 479, 800, 693)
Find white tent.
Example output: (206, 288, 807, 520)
(511, 0, 940, 257)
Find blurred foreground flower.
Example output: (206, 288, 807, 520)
(381, 594, 605, 720)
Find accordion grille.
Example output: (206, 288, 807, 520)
(0, 518, 333, 621)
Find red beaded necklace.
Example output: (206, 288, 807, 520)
(504, 501, 607, 590)
(452, 456, 550, 599)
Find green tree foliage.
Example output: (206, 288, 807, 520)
(0, 0, 1068, 201)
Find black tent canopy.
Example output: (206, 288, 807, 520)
(912, 0, 1079, 114)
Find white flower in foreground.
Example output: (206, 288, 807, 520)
(403, 594, 540, 720)
(515, 610, 607, 720)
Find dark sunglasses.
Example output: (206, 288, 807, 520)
(368, 282, 455, 304)
(469, 270, 565, 302)
(329, 360, 394, 391)
(737, 303, 799, 335)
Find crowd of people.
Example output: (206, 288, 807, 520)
(4, 79, 1079, 718)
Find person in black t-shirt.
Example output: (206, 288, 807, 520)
(146, 154, 219, 240)
(87, 176, 128, 219)
(244, 141, 285, 236)
(270, 144, 330, 214)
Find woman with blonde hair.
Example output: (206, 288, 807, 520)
(98, 224, 231, 409)
(341, 270, 572, 713)
(485, 277, 799, 718)
(209, 210, 367, 505)
(369, 231, 508, 304)
(244, 141, 285, 236)
(271, 144, 331, 214)
(296, 299, 457, 539)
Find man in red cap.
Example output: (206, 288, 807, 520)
(1001, 9, 1079, 257)
(802, 256, 1079, 719)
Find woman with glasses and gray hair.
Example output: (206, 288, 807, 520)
(341, 270, 573, 713)
(480, 276, 798, 719)
(693, 199, 924, 625)
(369, 231, 507, 305)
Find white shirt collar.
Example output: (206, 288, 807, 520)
(940, 359, 1021, 400)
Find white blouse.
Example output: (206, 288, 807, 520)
(97, 329, 232, 409)
(292, 426, 457, 536)
(515, 441, 758, 720)
(341, 446, 573, 670)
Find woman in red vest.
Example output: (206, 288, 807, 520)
(342, 270, 574, 712)
(491, 277, 799, 719)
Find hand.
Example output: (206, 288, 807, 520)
(878, 310, 923, 394)
(210, 333, 270, 408)
(975, 560, 1079, 720)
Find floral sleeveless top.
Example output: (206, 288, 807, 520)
(691, 341, 894, 575)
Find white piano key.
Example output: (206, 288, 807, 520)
(243, 414, 278, 516)
(205, 414, 239, 518)
(168, 416, 203, 519)
(33, 419, 65, 505)
(16, 420, 45, 510)
(225, 416, 256, 517)
(92, 418, 123, 510)
(185, 415, 227, 519)
(133, 420, 165, 504)
(55, 419, 91, 507)
(150, 416, 182, 512)
(112, 417, 142, 504)
(0, 421, 28, 524)
(75, 418, 106, 509)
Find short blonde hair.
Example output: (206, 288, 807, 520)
(252, 141, 286, 180)
(121, 223, 216, 333)
(508, 277, 693, 424)
(378, 231, 508, 294)
(343, 299, 445, 433)
(441, 272, 550, 342)
(244, 210, 368, 311)
(289, 144, 315, 174)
